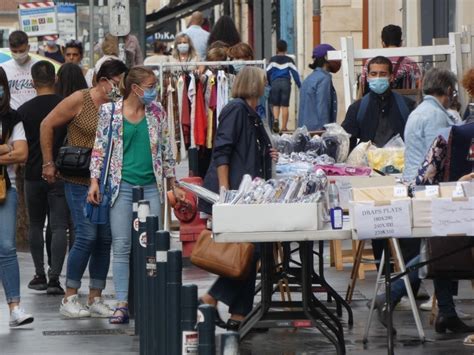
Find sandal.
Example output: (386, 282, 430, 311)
(109, 307, 129, 324)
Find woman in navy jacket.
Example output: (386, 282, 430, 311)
(199, 66, 278, 331)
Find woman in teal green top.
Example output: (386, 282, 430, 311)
(89, 66, 185, 324)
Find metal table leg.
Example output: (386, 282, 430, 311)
(301, 241, 346, 355)
(384, 239, 394, 355)
(391, 238, 425, 342)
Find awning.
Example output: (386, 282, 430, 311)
(146, 0, 222, 37)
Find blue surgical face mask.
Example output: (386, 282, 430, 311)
(368, 77, 390, 94)
(0, 85, 4, 98)
(233, 63, 245, 73)
(139, 87, 157, 105)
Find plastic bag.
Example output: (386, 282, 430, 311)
(305, 135, 325, 155)
(276, 134, 294, 155)
(346, 140, 373, 166)
(366, 134, 405, 173)
(321, 123, 351, 163)
(292, 126, 311, 153)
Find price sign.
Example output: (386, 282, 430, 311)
(108, 0, 130, 37)
(431, 197, 474, 236)
(353, 199, 412, 239)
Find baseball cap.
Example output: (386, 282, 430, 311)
(312, 43, 336, 59)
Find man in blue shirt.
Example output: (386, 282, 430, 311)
(184, 11, 209, 61)
(298, 44, 340, 131)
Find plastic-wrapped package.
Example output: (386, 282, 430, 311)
(292, 127, 311, 153)
(216, 172, 329, 204)
(276, 134, 294, 155)
(305, 135, 325, 155)
(346, 140, 373, 166)
(366, 134, 405, 173)
(321, 123, 351, 163)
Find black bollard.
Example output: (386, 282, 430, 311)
(181, 284, 198, 355)
(145, 215, 159, 355)
(167, 250, 183, 355)
(197, 304, 216, 355)
(156, 230, 170, 355)
(218, 332, 240, 355)
(137, 200, 150, 355)
(130, 186, 143, 324)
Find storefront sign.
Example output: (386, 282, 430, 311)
(353, 199, 412, 239)
(18, 1, 58, 37)
(57, 3, 76, 44)
(431, 197, 474, 236)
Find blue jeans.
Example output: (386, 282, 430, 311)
(110, 182, 161, 303)
(64, 182, 112, 290)
(0, 188, 20, 303)
(390, 255, 421, 305)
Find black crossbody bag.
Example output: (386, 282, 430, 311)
(55, 144, 92, 177)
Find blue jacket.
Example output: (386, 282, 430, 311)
(403, 95, 456, 182)
(199, 98, 273, 214)
(298, 68, 337, 130)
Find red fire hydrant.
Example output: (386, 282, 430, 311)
(167, 177, 207, 257)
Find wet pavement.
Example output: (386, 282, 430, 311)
(1, 242, 474, 355)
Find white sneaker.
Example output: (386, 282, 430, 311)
(60, 294, 91, 318)
(9, 306, 34, 327)
(395, 296, 412, 311)
(420, 295, 435, 311)
(87, 297, 114, 318)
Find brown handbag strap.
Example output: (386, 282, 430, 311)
(0, 129, 10, 178)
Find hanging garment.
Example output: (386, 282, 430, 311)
(181, 74, 191, 148)
(176, 74, 187, 159)
(166, 81, 178, 161)
(216, 70, 228, 126)
(188, 73, 197, 149)
(194, 80, 207, 147)
(207, 77, 217, 149)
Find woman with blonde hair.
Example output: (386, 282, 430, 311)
(170, 33, 199, 66)
(198, 66, 278, 331)
(88, 66, 185, 324)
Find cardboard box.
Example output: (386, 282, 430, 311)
(352, 185, 408, 202)
(332, 175, 396, 210)
(212, 203, 319, 233)
(412, 198, 432, 228)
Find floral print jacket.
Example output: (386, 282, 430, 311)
(90, 98, 176, 206)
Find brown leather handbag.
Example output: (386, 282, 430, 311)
(190, 229, 255, 280)
(0, 166, 6, 204)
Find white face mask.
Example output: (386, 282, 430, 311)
(177, 43, 190, 54)
(12, 51, 29, 65)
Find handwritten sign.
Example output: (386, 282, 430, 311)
(431, 197, 474, 236)
(353, 199, 412, 239)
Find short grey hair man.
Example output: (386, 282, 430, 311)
(423, 67, 457, 97)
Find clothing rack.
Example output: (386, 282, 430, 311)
(157, 60, 267, 100)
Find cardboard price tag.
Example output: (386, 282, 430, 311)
(431, 197, 474, 236)
(425, 186, 440, 197)
(353, 199, 412, 239)
(393, 185, 408, 197)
